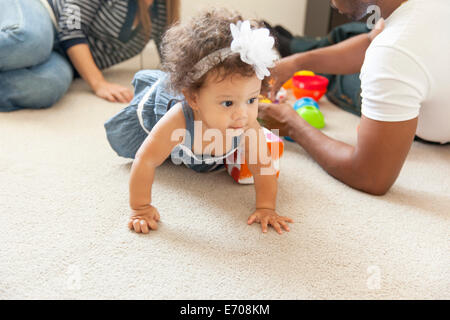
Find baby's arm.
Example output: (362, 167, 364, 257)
(244, 121, 293, 234)
(128, 102, 186, 234)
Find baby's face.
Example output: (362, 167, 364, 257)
(190, 72, 261, 135)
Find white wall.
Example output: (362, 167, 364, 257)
(180, 0, 308, 35)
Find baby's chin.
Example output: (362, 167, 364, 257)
(226, 126, 246, 136)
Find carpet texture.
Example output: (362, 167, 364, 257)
(1, 47, 449, 300)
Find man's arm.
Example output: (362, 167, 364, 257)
(288, 114, 418, 195)
(296, 33, 371, 75)
(270, 34, 370, 98)
(270, 19, 384, 97)
(258, 103, 418, 195)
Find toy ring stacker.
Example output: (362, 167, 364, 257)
(292, 74, 329, 101)
(283, 71, 329, 102)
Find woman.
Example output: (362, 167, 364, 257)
(0, 0, 180, 111)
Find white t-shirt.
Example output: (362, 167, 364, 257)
(360, 0, 450, 144)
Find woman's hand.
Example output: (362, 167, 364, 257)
(128, 204, 161, 234)
(93, 80, 133, 103)
(66, 44, 134, 103)
(247, 208, 293, 234)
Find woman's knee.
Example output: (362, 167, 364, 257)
(31, 53, 74, 108)
(0, 0, 54, 71)
(0, 52, 73, 110)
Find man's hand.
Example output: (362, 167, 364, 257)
(128, 204, 161, 234)
(258, 102, 299, 137)
(248, 208, 293, 234)
(93, 80, 133, 103)
(269, 55, 300, 100)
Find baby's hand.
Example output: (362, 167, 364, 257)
(247, 208, 293, 234)
(128, 204, 161, 234)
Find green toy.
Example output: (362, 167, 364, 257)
(296, 105, 325, 129)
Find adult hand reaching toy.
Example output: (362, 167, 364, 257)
(268, 18, 384, 99)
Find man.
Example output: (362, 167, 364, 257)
(259, 0, 450, 195)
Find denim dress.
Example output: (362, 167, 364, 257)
(104, 70, 242, 173)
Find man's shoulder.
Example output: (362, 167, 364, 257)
(366, 0, 449, 65)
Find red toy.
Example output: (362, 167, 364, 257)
(292, 74, 329, 101)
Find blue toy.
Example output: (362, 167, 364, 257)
(293, 97, 319, 111)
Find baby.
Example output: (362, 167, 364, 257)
(105, 8, 293, 234)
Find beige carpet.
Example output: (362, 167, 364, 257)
(1, 46, 449, 300)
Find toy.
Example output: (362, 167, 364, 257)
(282, 70, 316, 90)
(296, 70, 315, 77)
(225, 128, 284, 184)
(292, 74, 329, 101)
(258, 94, 272, 104)
(296, 105, 325, 129)
(284, 97, 325, 141)
(284, 136, 295, 142)
(293, 97, 319, 111)
(259, 87, 287, 104)
(275, 87, 287, 102)
(259, 98, 272, 104)
(282, 78, 293, 90)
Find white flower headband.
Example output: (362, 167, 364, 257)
(191, 20, 279, 81)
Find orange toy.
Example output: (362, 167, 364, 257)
(282, 78, 293, 90)
(225, 128, 284, 184)
(282, 70, 316, 90)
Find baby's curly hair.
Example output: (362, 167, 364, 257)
(160, 8, 271, 94)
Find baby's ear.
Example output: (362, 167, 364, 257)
(182, 89, 199, 110)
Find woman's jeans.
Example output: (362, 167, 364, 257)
(0, 0, 73, 111)
(290, 22, 370, 116)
